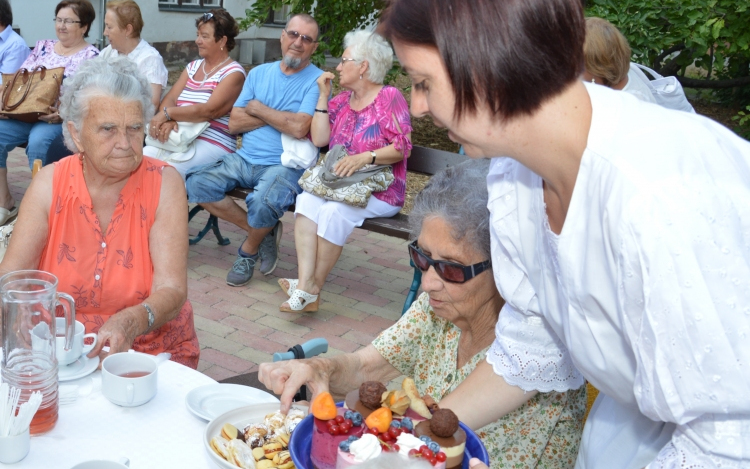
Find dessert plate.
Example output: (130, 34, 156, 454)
(289, 402, 490, 469)
(204, 402, 309, 469)
(58, 355, 99, 382)
(186, 383, 280, 421)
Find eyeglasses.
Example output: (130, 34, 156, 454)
(53, 17, 81, 25)
(284, 29, 317, 45)
(199, 12, 214, 22)
(340, 57, 357, 65)
(408, 241, 491, 284)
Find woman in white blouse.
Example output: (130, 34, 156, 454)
(379, 0, 750, 468)
(99, 0, 167, 112)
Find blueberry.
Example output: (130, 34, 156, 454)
(344, 410, 354, 420)
(428, 442, 440, 453)
(348, 435, 359, 443)
(401, 417, 413, 431)
(419, 435, 431, 443)
(339, 440, 351, 452)
(351, 412, 363, 426)
(390, 420, 401, 428)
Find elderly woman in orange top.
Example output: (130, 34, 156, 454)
(0, 56, 199, 368)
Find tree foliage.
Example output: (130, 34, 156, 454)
(238, 0, 385, 68)
(585, 0, 750, 89)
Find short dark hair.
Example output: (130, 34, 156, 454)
(0, 0, 12, 28)
(56, 0, 96, 38)
(379, 0, 585, 122)
(285, 13, 319, 40)
(195, 8, 239, 52)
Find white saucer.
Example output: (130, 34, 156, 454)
(185, 383, 279, 421)
(58, 355, 99, 382)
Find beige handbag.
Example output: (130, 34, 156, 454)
(1, 66, 65, 123)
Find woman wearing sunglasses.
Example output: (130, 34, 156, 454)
(144, 9, 245, 179)
(260, 160, 586, 467)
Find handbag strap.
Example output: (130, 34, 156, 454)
(632, 63, 664, 81)
(2, 67, 44, 111)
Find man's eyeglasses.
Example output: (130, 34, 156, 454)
(408, 241, 491, 284)
(200, 12, 214, 22)
(284, 29, 317, 45)
(53, 17, 81, 25)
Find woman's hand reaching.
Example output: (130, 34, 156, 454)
(258, 358, 332, 414)
(86, 306, 144, 367)
(317, 71, 336, 99)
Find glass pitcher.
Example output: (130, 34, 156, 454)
(1, 270, 76, 434)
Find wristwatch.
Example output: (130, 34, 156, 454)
(370, 151, 377, 165)
(143, 303, 155, 330)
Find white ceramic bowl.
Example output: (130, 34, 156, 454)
(204, 402, 309, 469)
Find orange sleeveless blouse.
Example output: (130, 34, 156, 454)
(39, 155, 199, 369)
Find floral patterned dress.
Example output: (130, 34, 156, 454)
(373, 293, 586, 468)
(38, 155, 200, 368)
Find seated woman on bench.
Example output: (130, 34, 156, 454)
(261, 161, 586, 467)
(278, 30, 412, 312)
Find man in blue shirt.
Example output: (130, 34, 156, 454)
(187, 13, 323, 287)
(0, 0, 29, 85)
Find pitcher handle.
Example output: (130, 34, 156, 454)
(56, 292, 76, 352)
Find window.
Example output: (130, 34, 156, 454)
(266, 4, 291, 26)
(158, 0, 222, 12)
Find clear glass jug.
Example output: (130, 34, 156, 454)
(1, 270, 76, 434)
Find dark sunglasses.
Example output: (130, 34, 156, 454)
(408, 241, 491, 284)
(284, 29, 317, 45)
(200, 12, 214, 22)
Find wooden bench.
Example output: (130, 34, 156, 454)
(188, 145, 468, 313)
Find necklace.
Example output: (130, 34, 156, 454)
(199, 57, 229, 86)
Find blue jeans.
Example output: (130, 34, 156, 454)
(186, 152, 304, 229)
(0, 119, 72, 169)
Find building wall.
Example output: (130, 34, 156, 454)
(9, 0, 284, 64)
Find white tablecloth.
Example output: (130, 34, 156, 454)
(0, 361, 220, 468)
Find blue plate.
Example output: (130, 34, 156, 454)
(289, 402, 489, 469)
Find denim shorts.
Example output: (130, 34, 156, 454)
(185, 152, 304, 229)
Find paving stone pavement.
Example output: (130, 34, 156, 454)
(6, 148, 412, 384)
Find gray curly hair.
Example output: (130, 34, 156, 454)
(409, 159, 492, 260)
(60, 55, 153, 152)
(344, 30, 393, 84)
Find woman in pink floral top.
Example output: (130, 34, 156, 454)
(279, 30, 412, 312)
(0, 0, 98, 226)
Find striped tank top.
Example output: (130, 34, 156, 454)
(177, 59, 247, 153)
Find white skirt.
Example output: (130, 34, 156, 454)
(576, 393, 675, 469)
(294, 191, 401, 246)
(143, 139, 228, 180)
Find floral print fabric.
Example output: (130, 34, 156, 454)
(328, 86, 412, 207)
(21, 39, 99, 84)
(38, 155, 200, 368)
(373, 293, 586, 468)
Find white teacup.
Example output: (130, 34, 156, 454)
(56, 318, 98, 366)
(101, 350, 158, 407)
(71, 457, 130, 468)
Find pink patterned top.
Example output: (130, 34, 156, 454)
(328, 86, 412, 207)
(21, 39, 99, 87)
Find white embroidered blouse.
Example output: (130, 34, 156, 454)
(487, 84, 750, 468)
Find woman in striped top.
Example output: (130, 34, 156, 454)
(144, 9, 245, 179)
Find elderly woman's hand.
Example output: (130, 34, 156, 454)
(148, 112, 170, 139)
(86, 306, 144, 365)
(38, 107, 63, 124)
(333, 152, 371, 178)
(317, 71, 335, 97)
(156, 121, 179, 143)
(258, 358, 332, 414)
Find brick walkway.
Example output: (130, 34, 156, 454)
(7, 148, 410, 382)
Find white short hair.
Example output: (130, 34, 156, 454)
(59, 55, 153, 152)
(344, 30, 393, 84)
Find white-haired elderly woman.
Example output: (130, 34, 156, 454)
(279, 30, 412, 312)
(0, 56, 200, 368)
(262, 161, 586, 467)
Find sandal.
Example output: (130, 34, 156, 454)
(280, 288, 319, 313)
(0, 206, 17, 226)
(278, 278, 299, 297)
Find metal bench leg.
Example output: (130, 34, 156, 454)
(188, 206, 231, 246)
(402, 260, 422, 315)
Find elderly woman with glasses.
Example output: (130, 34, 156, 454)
(278, 30, 412, 312)
(261, 160, 586, 467)
(0, 0, 99, 226)
(144, 8, 245, 179)
(0, 56, 200, 369)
